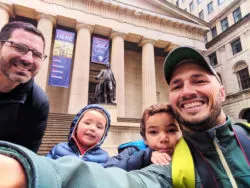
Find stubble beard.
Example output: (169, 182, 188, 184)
(1, 58, 33, 84)
(173, 99, 222, 132)
(8, 71, 31, 83)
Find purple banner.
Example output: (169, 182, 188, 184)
(49, 29, 75, 88)
(91, 36, 110, 64)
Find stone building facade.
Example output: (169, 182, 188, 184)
(0, 0, 208, 154)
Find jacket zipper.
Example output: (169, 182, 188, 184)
(213, 130, 238, 188)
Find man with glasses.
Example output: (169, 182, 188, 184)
(0, 21, 49, 152)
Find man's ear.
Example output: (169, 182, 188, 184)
(220, 85, 226, 102)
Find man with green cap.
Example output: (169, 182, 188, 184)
(0, 46, 249, 188)
(164, 46, 250, 187)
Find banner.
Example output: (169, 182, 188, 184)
(49, 29, 75, 88)
(91, 36, 110, 64)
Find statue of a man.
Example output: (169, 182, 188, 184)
(95, 64, 116, 104)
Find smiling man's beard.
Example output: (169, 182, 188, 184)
(7, 58, 34, 83)
(173, 98, 223, 132)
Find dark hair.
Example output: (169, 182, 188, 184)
(140, 104, 175, 140)
(0, 21, 45, 50)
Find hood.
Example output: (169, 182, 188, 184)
(68, 104, 111, 147)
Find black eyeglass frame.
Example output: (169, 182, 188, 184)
(0, 40, 47, 61)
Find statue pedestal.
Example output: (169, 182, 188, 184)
(99, 103, 141, 155)
(99, 103, 118, 122)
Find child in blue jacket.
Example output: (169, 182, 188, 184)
(47, 104, 110, 165)
(104, 104, 182, 170)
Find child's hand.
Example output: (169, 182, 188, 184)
(0, 154, 27, 188)
(151, 151, 171, 165)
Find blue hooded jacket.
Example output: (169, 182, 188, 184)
(46, 104, 111, 165)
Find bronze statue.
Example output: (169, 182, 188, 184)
(95, 64, 116, 104)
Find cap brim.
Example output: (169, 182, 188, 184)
(164, 46, 212, 84)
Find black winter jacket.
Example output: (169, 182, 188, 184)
(104, 140, 152, 171)
(0, 79, 49, 152)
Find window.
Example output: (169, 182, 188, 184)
(233, 7, 242, 23)
(231, 38, 242, 55)
(241, 109, 250, 123)
(211, 26, 217, 39)
(238, 68, 250, 90)
(217, 0, 224, 5)
(235, 62, 250, 90)
(189, 1, 194, 12)
(199, 10, 204, 20)
(207, 2, 214, 14)
(221, 17, 229, 31)
(197, 0, 202, 5)
(209, 52, 218, 66)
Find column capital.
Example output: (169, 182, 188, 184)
(110, 31, 126, 39)
(36, 13, 56, 27)
(139, 38, 155, 47)
(76, 23, 93, 33)
(0, 3, 13, 17)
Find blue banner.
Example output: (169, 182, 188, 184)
(49, 29, 75, 88)
(91, 36, 110, 64)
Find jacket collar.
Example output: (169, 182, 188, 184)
(0, 79, 34, 104)
(183, 117, 235, 152)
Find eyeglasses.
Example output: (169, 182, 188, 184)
(1, 40, 47, 62)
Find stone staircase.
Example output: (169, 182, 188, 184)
(38, 113, 75, 156)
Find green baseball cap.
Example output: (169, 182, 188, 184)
(164, 46, 221, 85)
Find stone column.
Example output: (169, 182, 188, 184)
(140, 38, 157, 110)
(110, 31, 126, 117)
(36, 14, 56, 91)
(68, 23, 93, 114)
(0, 4, 10, 30)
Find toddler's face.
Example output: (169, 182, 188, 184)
(144, 112, 182, 156)
(76, 110, 106, 150)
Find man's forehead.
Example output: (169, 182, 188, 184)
(169, 62, 213, 83)
(9, 29, 44, 50)
(172, 61, 208, 75)
(175, 60, 204, 70)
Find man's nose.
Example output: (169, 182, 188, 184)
(20, 51, 34, 64)
(180, 83, 196, 98)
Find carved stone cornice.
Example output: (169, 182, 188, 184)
(40, 0, 208, 37)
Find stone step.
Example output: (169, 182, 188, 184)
(38, 113, 74, 155)
(117, 117, 140, 123)
(44, 129, 69, 132)
(43, 132, 68, 135)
